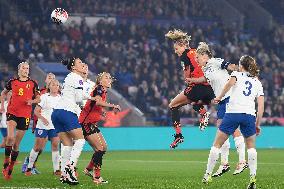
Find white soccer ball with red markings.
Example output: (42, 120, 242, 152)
(51, 8, 68, 25)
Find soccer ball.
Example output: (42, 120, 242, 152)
(51, 8, 68, 25)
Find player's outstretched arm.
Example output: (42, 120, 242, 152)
(255, 96, 264, 136)
(91, 95, 121, 111)
(185, 76, 206, 84)
(34, 105, 49, 126)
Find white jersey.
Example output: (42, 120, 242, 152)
(55, 72, 87, 114)
(226, 71, 264, 116)
(0, 101, 8, 128)
(37, 93, 61, 130)
(202, 58, 231, 100)
(82, 79, 96, 106)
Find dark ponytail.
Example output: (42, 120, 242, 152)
(239, 55, 259, 77)
(61, 57, 76, 71)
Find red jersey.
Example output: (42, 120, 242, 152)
(180, 49, 208, 85)
(79, 85, 107, 124)
(5, 77, 40, 118)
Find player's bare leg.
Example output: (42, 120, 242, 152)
(51, 136, 61, 176)
(212, 119, 230, 177)
(169, 91, 190, 149)
(232, 129, 248, 175)
(85, 132, 108, 184)
(203, 130, 229, 184)
(5, 127, 26, 180)
(245, 135, 257, 189)
(2, 120, 16, 179)
(25, 137, 47, 176)
(60, 128, 85, 185)
(58, 132, 74, 184)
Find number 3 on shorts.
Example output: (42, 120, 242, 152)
(243, 81, 252, 96)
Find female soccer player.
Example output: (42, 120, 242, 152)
(202, 55, 264, 189)
(1, 62, 40, 180)
(80, 72, 120, 184)
(187, 42, 248, 176)
(22, 72, 56, 174)
(51, 57, 88, 185)
(165, 29, 215, 148)
(25, 79, 61, 176)
(0, 92, 11, 148)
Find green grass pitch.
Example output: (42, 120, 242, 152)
(0, 149, 283, 188)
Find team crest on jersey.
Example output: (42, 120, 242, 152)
(26, 84, 30, 89)
(38, 129, 43, 135)
(79, 80, 83, 85)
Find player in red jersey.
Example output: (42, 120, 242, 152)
(0, 62, 40, 180)
(165, 29, 215, 148)
(79, 72, 120, 184)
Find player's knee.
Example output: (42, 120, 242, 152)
(6, 136, 14, 145)
(13, 143, 20, 151)
(51, 143, 59, 151)
(103, 144, 107, 151)
(33, 145, 42, 152)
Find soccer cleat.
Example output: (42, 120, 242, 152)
(199, 112, 210, 131)
(233, 162, 248, 175)
(83, 168, 93, 178)
(31, 167, 41, 174)
(247, 175, 256, 189)
(212, 164, 230, 177)
(93, 177, 108, 184)
(60, 174, 79, 185)
(65, 164, 78, 184)
(25, 168, 32, 176)
(170, 133, 184, 149)
(21, 157, 29, 173)
(4, 166, 13, 180)
(202, 173, 212, 184)
(53, 170, 61, 176)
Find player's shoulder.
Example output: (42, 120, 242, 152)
(7, 77, 18, 83)
(65, 72, 84, 85)
(28, 78, 39, 85)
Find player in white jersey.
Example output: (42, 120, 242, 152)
(51, 58, 98, 185)
(82, 64, 96, 107)
(24, 79, 61, 176)
(188, 42, 247, 176)
(0, 92, 11, 148)
(202, 55, 264, 189)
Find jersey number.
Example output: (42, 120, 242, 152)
(243, 81, 252, 96)
(18, 88, 24, 96)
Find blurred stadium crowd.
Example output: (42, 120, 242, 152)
(0, 0, 283, 125)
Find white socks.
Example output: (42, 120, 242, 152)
(206, 146, 220, 174)
(61, 145, 72, 175)
(69, 139, 85, 167)
(27, 148, 39, 169)
(220, 139, 230, 165)
(247, 148, 257, 176)
(234, 136, 246, 163)
(52, 151, 60, 172)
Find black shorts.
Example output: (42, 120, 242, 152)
(184, 84, 215, 105)
(81, 123, 100, 137)
(6, 113, 30, 130)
